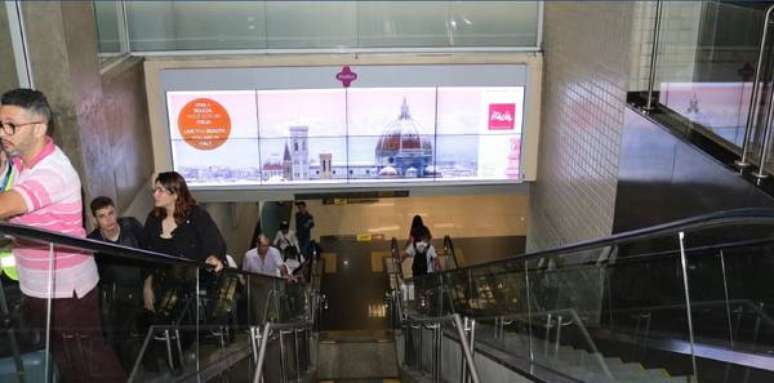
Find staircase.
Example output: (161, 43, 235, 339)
(487, 327, 689, 383)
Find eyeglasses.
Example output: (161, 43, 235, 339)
(152, 186, 172, 195)
(0, 120, 44, 136)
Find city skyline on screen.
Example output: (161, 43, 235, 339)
(166, 86, 524, 186)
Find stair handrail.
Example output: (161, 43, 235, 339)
(477, 307, 614, 380)
(0, 221, 289, 282)
(604, 299, 774, 330)
(403, 313, 481, 383)
(252, 319, 314, 383)
(0, 220, 311, 381)
(443, 235, 460, 269)
(418, 208, 774, 275)
(737, 4, 774, 169)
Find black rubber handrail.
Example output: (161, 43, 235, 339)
(428, 208, 774, 275)
(442, 235, 460, 269)
(0, 221, 285, 281)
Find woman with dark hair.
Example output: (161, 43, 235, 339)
(140, 172, 228, 372)
(406, 214, 432, 247)
(142, 171, 225, 313)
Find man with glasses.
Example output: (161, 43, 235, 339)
(0, 88, 125, 382)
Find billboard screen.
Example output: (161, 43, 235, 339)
(167, 86, 524, 187)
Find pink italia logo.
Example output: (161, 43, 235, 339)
(488, 103, 516, 130)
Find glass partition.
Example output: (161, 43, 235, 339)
(93, 0, 122, 53)
(650, 2, 770, 157)
(114, 1, 542, 52)
(400, 209, 774, 382)
(0, 222, 310, 383)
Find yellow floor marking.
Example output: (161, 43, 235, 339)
(322, 253, 337, 273)
(371, 251, 391, 272)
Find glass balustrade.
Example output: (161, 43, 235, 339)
(392, 209, 774, 382)
(0, 222, 314, 382)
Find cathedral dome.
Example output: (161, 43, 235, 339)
(375, 98, 433, 177)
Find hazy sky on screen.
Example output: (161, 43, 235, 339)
(257, 89, 346, 138)
(168, 87, 522, 177)
(347, 87, 436, 136)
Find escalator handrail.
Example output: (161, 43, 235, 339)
(428, 208, 774, 275)
(443, 235, 460, 269)
(0, 221, 286, 282)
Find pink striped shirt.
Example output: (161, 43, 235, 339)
(10, 138, 98, 298)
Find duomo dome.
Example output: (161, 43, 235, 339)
(375, 98, 433, 178)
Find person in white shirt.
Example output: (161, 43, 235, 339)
(283, 248, 305, 276)
(243, 234, 293, 280)
(273, 220, 301, 256)
(401, 226, 441, 277)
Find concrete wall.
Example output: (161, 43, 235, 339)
(528, 1, 636, 251)
(203, 202, 261, 264)
(18, 2, 153, 226)
(0, 3, 19, 90)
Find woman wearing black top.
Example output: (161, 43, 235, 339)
(142, 171, 225, 313)
(406, 214, 432, 247)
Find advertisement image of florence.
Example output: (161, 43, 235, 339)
(260, 98, 446, 183)
(175, 88, 523, 185)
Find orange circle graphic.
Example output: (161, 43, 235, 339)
(178, 98, 231, 150)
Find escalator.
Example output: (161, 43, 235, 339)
(0, 221, 320, 383)
(388, 209, 774, 382)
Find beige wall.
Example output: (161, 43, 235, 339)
(302, 193, 528, 241)
(19, 2, 154, 227)
(203, 202, 261, 263)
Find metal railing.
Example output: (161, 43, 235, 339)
(383, 241, 479, 382)
(737, 4, 774, 170)
(443, 235, 460, 270)
(403, 209, 774, 382)
(403, 313, 481, 383)
(251, 320, 314, 383)
(0, 220, 314, 383)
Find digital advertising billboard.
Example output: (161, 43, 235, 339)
(165, 67, 526, 188)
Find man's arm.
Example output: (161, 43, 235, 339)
(307, 215, 315, 229)
(400, 244, 414, 262)
(273, 231, 282, 247)
(274, 251, 294, 281)
(0, 190, 27, 220)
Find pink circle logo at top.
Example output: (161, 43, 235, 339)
(336, 66, 358, 88)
